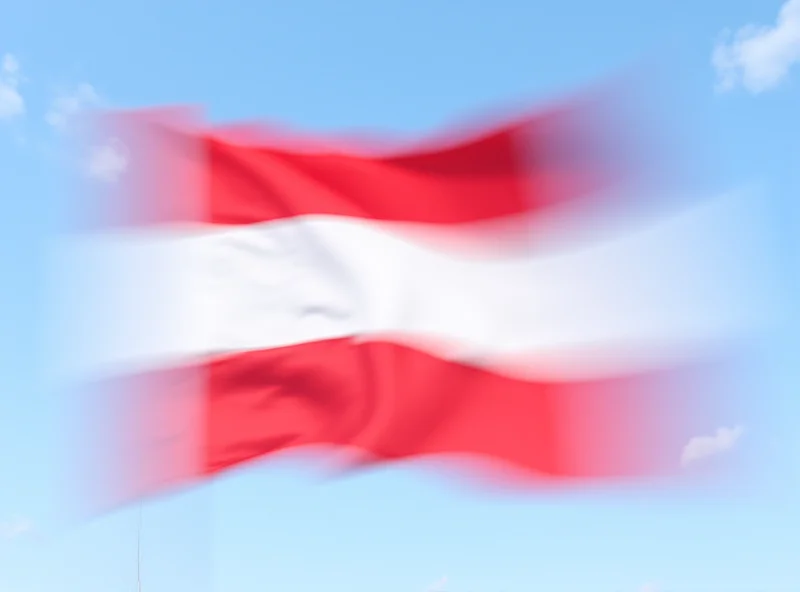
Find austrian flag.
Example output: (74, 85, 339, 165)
(60, 96, 770, 505)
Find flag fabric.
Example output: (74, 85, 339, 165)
(64, 98, 758, 506)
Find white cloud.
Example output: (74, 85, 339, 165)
(0, 515, 32, 538)
(85, 138, 128, 183)
(46, 82, 100, 131)
(681, 425, 744, 467)
(427, 576, 448, 592)
(640, 583, 661, 592)
(713, 0, 800, 93)
(0, 53, 25, 120)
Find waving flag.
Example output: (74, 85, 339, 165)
(58, 94, 769, 507)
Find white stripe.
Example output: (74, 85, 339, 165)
(52, 191, 776, 382)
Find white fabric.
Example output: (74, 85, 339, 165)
(52, 191, 775, 382)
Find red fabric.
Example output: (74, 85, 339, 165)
(90, 340, 723, 507)
(205, 112, 607, 225)
(203, 340, 710, 478)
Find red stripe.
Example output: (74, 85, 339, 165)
(206, 108, 618, 225)
(86, 339, 729, 506)
(206, 125, 527, 225)
(87, 104, 620, 229)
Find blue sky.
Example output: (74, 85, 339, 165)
(0, 0, 799, 591)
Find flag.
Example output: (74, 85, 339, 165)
(61, 94, 764, 507)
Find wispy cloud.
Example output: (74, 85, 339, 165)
(681, 425, 744, 467)
(85, 138, 129, 183)
(0, 515, 32, 539)
(713, 0, 800, 93)
(46, 82, 100, 131)
(640, 583, 661, 592)
(0, 53, 25, 120)
(427, 576, 448, 592)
